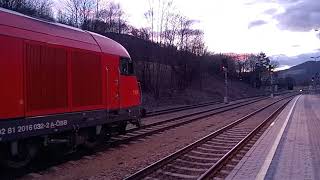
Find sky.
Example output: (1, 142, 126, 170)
(55, 0, 320, 70)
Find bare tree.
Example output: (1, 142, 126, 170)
(270, 60, 279, 70)
(57, 9, 69, 24)
(131, 27, 151, 40)
(158, 0, 173, 44)
(60, 0, 97, 28)
(189, 29, 205, 55)
(95, 0, 100, 18)
(96, 2, 126, 33)
(177, 16, 198, 51)
(144, 0, 155, 42)
(163, 13, 179, 46)
(79, 0, 95, 29)
(30, 0, 54, 19)
(115, 3, 127, 34)
(63, 0, 82, 27)
(144, 0, 174, 44)
(0, 0, 54, 20)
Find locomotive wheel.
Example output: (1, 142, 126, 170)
(117, 121, 127, 135)
(2, 142, 38, 169)
(140, 108, 147, 118)
(83, 136, 98, 149)
(134, 118, 142, 128)
(83, 128, 102, 149)
(83, 126, 110, 149)
(83, 138, 98, 149)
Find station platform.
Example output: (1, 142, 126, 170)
(227, 94, 320, 180)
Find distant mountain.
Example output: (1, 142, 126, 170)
(277, 61, 320, 85)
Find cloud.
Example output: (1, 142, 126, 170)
(275, 65, 291, 71)
(264, 8, 278, 15)
(248, 20, 268, 29)
(274, 0, 320, 31)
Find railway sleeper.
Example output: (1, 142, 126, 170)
(215, 169, 230, 178)
(155, 170, 198, 179)
(191, 149, 226, 156)
(208, 139, 240, 144)
(218, 131, 248, 136)
(229, 157, 241, 165)
(201, 144, 233, 151)
(175, 158, 214, 166)
(166, 164, 208, 173)
(172, 160, 213, 169)
(188, 151, 223, 159)
(205, 141, 237, 148)
(220, 131, 249, 136)
(158, 166, 202, 177)
(183, 154, 220, 162)
(196, 147, 230, 154)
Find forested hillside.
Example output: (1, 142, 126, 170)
(278, 61, 320, 86)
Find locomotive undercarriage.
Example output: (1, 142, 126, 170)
(0, 107, 142, 168)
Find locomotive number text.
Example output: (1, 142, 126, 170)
(0, 120, 68, 137)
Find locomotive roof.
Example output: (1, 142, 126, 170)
(0, 8, 130, 58)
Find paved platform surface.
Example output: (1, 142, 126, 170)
(227, 94, 320, 180)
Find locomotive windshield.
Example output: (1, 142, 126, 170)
(120, 57, 134, 75)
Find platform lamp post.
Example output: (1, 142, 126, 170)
(222, 58, 229, 103)
(223, 66, 228, 103)
(269, 65, 274, 98)
(311, 77, 315, 93)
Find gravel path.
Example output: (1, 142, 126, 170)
(21, 98, 276, 180)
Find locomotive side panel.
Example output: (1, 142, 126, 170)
(71, 50, 104, 111)
(103, 54, 120, 110)
(25, 42, 69, 116)
(0, 35, 24, 119)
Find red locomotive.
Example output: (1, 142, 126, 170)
(0, 8, 142, 168)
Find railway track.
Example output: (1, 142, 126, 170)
(146, 100, 221, 117)
(108, 96, 270, 145)
(145, 91, 293, 117)
(145, 96, 265, 117)
(124, 95, 295, 180)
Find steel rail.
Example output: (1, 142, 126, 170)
(145, 95, 265, 117)
(145, 91, 292, 117)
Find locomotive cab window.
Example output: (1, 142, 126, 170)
(120, 58, 134, 75)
